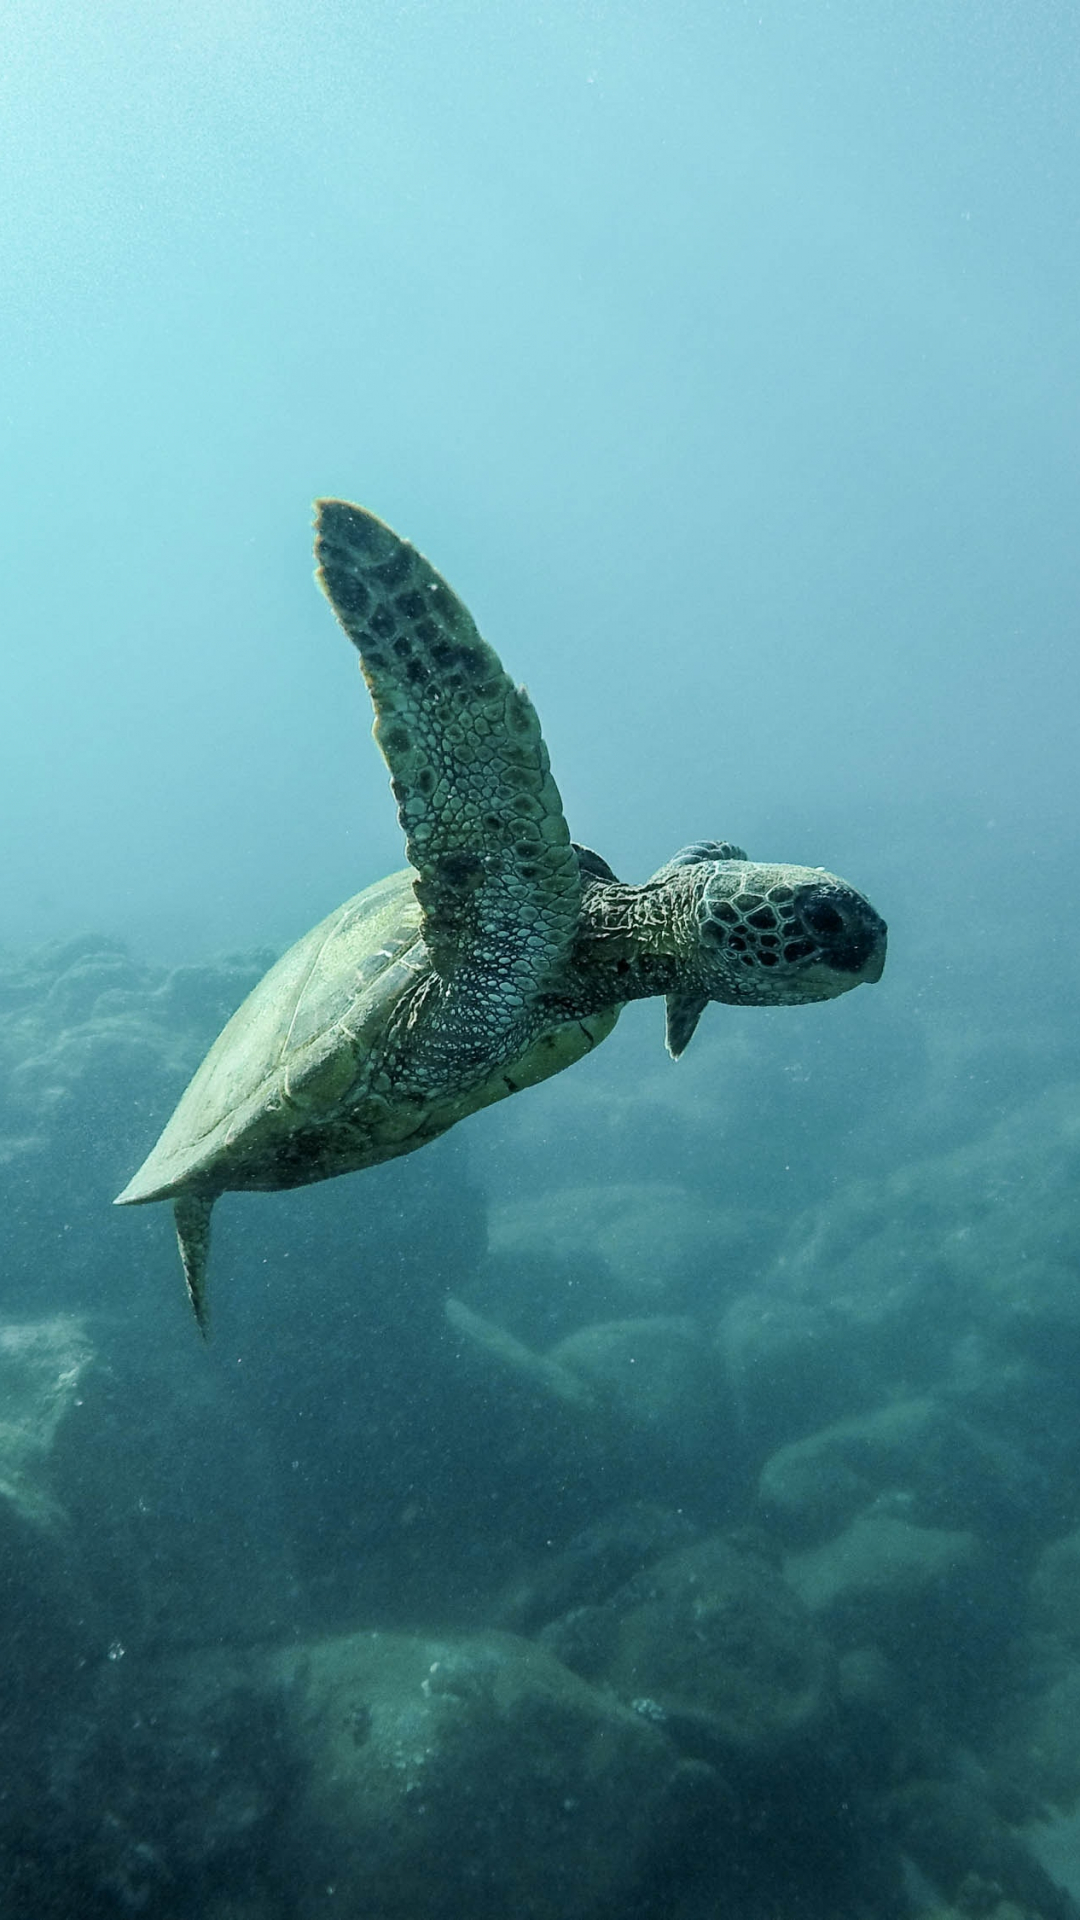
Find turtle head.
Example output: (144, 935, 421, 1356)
(654, 842, 887, 1056)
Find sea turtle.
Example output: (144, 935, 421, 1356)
(116, 501, 887, 1331)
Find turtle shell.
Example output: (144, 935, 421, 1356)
(117, 869, 429, 1205)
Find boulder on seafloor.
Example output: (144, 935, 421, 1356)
(0, 1311, 301, 1660)
(759, 1395, 1041, 1547)
(548, 1314, 732, 1466)
(1030, 1530, 1080, 1652)
(0, 1316, 102, 1721)
(716, 1286, 889, 1459)
(267, 1627, 714, 1920)
(985, 1536, 1080, 1812)
(0, 932, 274, 1315)
(721, 1084, 1080, 1469)
(885, 1777, 1079, 1920)
(564, 1533, 836, 1771)
(444, 1299, 738, 1517)
(486, 1180, 751, 1325)
(48, 1323, 302, 1652)
(1007, 1665, 1080, 1810)
(41, 1645, 295, 1919)
(785, 1512, 987, 1677)
(494, 1502, 699, 1636)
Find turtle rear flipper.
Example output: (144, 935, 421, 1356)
(665, 992, 709, 1059)
(174, 1193, 213, 1336)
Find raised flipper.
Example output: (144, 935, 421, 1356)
(314, 502, 581, 1064)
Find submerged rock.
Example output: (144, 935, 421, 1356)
(712, 1084, 1080, 1475)
(1002, 1662, 1080, 1813)
(488, 1180, 749, 1318)
(549, 1314, 728, 1463)
(992, 1539, 1080, 1813)
(0, 933, 274, 1315)
(0, 1311, 301, 1658)
(43, 1646, 294, 1919)
(1031, 1530, 1080, 1652)
(886, 1777, 1079, 1920)
(582, 1533, 836, 1770)
(0, 1314, 93, 1525)
(444, 1298, 738, 1511)
(760, 1396, 1040, 1546)
(270, 1626, 709, 1920)
(786, 1512, 986, 1674)
(0, 1316, 101, 1723)
(495, 1502, 699, 1634)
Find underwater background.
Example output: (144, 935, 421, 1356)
(3, 3, 1080, 1916)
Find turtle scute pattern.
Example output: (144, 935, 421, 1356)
(314, 502, 581, 1011)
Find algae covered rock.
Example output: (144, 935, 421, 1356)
(1030, 1530, 1080, 1651)
(38, 1616, 715, 1920)
(270, 1626, 707, 1920)
(548, 1314, 730, 1461)
(0, 933, 275, 1314)
(716, 1082, 1080, 1474)
(48, 1328, 301, 1653)
(788, 1088, 1080, 1370)
(495, 1501, 699, 1635)
(488, 1180, 747, 1316)
(0, 1311, 299, 1659)
(786, 1512, 985, 1666)
(886, 1777, 1079, 1920)
(589, 1533, 835, 1768)
(0, 1314, 93, 1522)
(44, 1645, 293, 1918)
(0, 1315, 102, 1714)
(759, 1396, 1039, 1546)
(716, 1287, 882, 1457)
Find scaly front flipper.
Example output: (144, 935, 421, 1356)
(315, 501, 582, 1073)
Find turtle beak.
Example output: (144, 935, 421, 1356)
(861, 934, 887, 984)
(799, 884, 887, 985)
(845, 899, 888, 984)
(837, 901, 887, 984)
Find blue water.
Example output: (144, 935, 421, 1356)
(2, 6, 1080, 1917)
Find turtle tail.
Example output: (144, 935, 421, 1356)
(174, 1193, 214, 1337)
